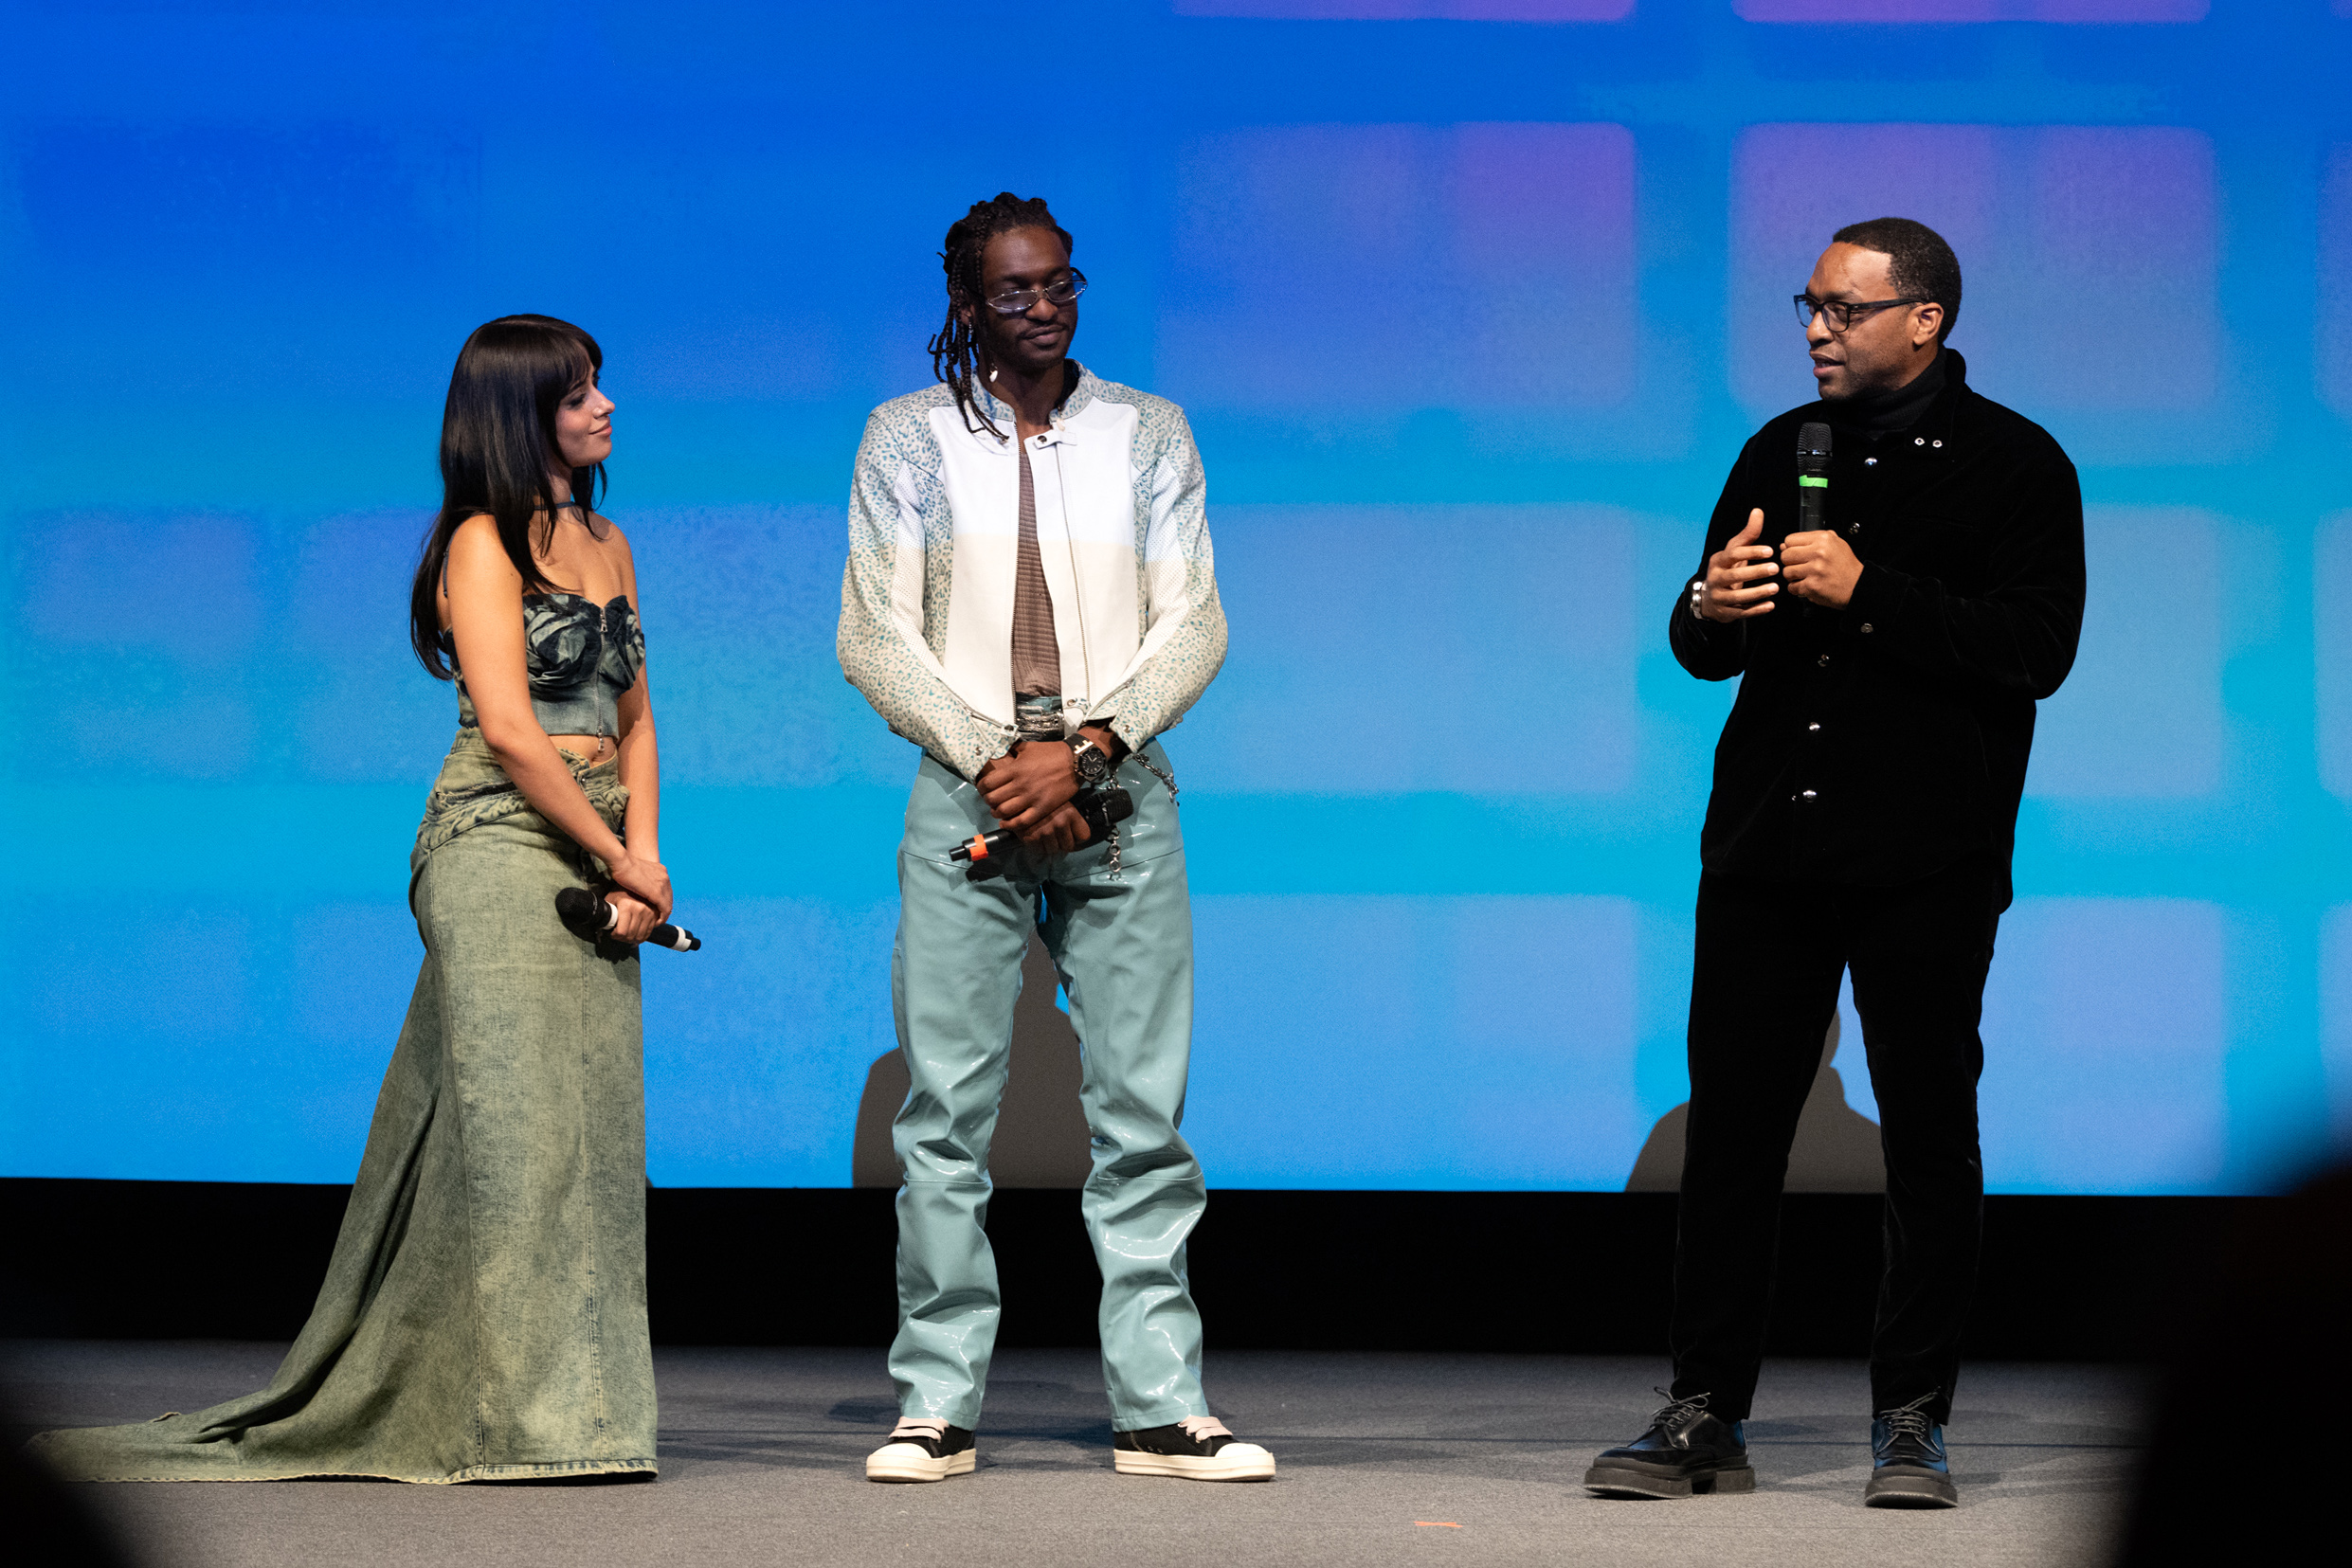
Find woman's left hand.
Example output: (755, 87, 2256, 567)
(605, 891, 660, 945)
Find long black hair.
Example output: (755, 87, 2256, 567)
(928, 192, 1074, 439)
(407, 315, 606, 677)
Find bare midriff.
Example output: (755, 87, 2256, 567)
(549, 734, 616, 765)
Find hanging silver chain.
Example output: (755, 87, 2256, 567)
(1132, 752, 1177, 802)
(1101, 754, 1175, 880)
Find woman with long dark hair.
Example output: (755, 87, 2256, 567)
(32, 315, 670, 1483)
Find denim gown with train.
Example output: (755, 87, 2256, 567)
(30, 593, 659, 1483)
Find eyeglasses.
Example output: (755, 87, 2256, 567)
(986, 270, 1087, 315)
(1795, 294, 1925, 333)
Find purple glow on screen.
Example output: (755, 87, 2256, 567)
(1729, 123, 2216, 421)
(2325, 907, 2352, 1137)
(1175, 1, 1635, 17)
(1980, 899, 2228, 1193)
(2321, 148, 2352, 422)
(1191, 505, 1641, 794)
(1735, 1, 2204, 20)
(2028, 508, 2223, 799)
(1164, 122, 1637, 411)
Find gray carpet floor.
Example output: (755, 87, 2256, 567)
(5, 1341, 2146, 1567)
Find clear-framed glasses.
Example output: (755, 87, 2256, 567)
(986, 270, 1088, 315)
(1795, 293, 1924, 333)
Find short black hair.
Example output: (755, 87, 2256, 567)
(1832, 216, 1962, 344)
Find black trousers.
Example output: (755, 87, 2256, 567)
(1668, 853, 1999, 1425)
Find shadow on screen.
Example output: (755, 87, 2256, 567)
(850, 934, 1095, 1189)
(1624, 1014, 1887, 1194)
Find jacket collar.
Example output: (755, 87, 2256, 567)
(1908, 347, 1965, 460)
(1820, 348, 1967, 461)
(968, 361, 1097, 443)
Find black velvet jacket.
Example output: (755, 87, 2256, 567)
(1668, 351, 2086, 908)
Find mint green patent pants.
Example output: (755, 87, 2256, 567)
(888, 745, 1210, 1432)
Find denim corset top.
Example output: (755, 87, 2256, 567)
(443, 593, 646, 740)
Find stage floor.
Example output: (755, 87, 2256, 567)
(5, 1342, 2145, 1567)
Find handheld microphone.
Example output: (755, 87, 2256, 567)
(555, 887, 701, 952)
(1797, 422, 1832, 533)
(949, 784, 1134, 881)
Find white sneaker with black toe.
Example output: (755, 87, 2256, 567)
(1112, 1415, 1276, 1481)
(865, 1417, 977, 1483)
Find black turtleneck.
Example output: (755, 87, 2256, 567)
(1827, 348, 1946, 440)
(1666, 347, 2086, 907)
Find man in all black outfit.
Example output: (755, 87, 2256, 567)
(1584, 219, 2085, 1509)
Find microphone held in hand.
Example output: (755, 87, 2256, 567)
(1797, 421, 1832, 534)
(949, 782, 1134, 881)
(555, 886, 701, 951)
(1791, 422, 1833, 612)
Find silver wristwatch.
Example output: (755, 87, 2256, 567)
(1067, 736, 1113, 786)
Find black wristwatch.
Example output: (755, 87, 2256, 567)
(1067, 735, 1113, 786)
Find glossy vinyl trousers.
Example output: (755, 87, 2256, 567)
(886, 746, 1210, 1432)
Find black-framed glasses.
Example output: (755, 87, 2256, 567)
(1795, 293, 1925, 332)
(986, 270, 1088, 315)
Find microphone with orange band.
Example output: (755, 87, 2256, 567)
(950, 783, 1134, 881)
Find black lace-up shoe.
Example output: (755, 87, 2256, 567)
(1863, 1396, 1958, 1508)
(1583, 1392, 1755, 1499)
(1113, 1416, 1276, 1481)
(865, 1418, 976, 1483)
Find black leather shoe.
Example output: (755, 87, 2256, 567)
(1863, 1396, 1958, 1508)
(1583, 1392, 1755, 1499)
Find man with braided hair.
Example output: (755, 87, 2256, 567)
(838, 194, 1270, 1485)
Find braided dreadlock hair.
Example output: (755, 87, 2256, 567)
(929, 192, 1075, 439)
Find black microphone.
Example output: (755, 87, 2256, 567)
(1797, 421, 1832, 533)
(949, 784, 1135, 881)
(555, 887, 701, 952)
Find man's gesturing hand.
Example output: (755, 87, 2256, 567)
(1780, 529, 1863, 608)
(977, 741, 1078, 836)
(1696, 509, 1780, 622)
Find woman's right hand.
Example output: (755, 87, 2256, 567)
(608, 852, 674, 923)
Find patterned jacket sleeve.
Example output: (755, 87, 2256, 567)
(1090, 408, 1228, 753)
(836, 407, 1017, 780)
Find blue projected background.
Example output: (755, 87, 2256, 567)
(6, 1, 2352, 1195)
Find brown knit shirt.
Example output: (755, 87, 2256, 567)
(1011, 440, 1061, 704)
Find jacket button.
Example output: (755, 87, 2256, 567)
(1807, 722, 1821, 732)
(1818, 654, 1831, 667)
(1848, 525, 1860, 536)
(1865, 457, 1878, 467)
(1801, 789, 1818, 801)
(1932, 440, 1943, 448)
(1860, 622, 1873, 634)
(1914, 437, 1926, 445)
